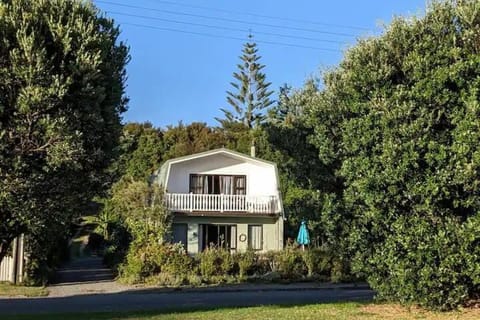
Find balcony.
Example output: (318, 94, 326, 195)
(164, 193, 280, 214)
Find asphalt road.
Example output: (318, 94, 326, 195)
(0, 287, 373, 315)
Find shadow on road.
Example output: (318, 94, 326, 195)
(50, 256, 114, 285)
(0, 285, 374, 317)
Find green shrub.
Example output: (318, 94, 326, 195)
(297, 246, 350, 283)
(330, 257, 350, 283)
(145, 273, 184, 287)
(263, 251, 279, 272)
(198, 250, 216, 279)
(118, 242, 194, 284)
(161, 243, 194, 277)
(303, 0, 480, 310)
(23, 258, 53, 287)
(103, 245, 125, 270)
(117, 245, 151, 284)
(117, 241, 342, 287)
(103, 222, 131, 270)
(234, 249, 256, 278)
(279, 249, 305, 278)
(23, 231, 71, 286)
(207, 275, 238, 284)
(253, 255, 272, 275)
(269, 246, 306, 279)
(198, 246, 234, 279)
(86, 233, 105, 253)
(187, 273, 203, 286)
(301, 247, 332, 277)
(363, 215, 480, 310)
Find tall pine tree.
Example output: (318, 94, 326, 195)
(217, 36, 274, 129)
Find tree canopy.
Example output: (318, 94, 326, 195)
(0, 0, 129, 265)
(6, 0, 480, 309)
(217, 37, 274, 129)
(305, 0, 480, 309)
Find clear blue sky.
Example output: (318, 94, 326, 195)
(94, 0, 426, 128)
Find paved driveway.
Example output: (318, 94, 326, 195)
(48, 256, 128, 297)
(0, 286, 373, 315)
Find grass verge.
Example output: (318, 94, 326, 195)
(2, 302, 480, 320)
(0, 283, 48, 297)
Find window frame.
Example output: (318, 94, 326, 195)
(201, 224, 237, 251)
(248, 224, 263, 251)
(189, 174, 247, 195)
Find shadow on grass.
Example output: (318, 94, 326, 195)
(1, 300, 371, 320)
(0, 285, 374, 320)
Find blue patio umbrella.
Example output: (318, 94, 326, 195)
(296, 220, 310, 250)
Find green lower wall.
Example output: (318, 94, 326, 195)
(173, 215, 284, 254)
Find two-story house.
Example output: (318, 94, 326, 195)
(155, 148, 284, 254)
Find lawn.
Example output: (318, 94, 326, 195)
(0, 283, 48, 297)
(3, 303, 480, 320)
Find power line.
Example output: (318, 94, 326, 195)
(116, 0, 371, 31)
(96, 0, 358, 37)
(118, 22, 342, 52)
(107, 11, 347, 45)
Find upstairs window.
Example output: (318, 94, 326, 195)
(190, 174, 246, 195)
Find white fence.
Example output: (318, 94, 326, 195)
(0, 255, 14, 282)
(0, 236, 24, 284)
(165, 193, 280, 214)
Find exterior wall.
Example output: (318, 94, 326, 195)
(173, 215, 284, 254)
(165, 154, 278, 197)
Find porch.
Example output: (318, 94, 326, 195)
(165, 193, 280, 214)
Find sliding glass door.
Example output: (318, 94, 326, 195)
(200, 224, 237, 251)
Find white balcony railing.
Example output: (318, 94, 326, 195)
(165, 193, 280, 214)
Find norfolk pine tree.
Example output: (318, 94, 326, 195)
(217, 36, 274, 129)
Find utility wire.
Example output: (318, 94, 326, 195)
(112, 0, 371, 31)
(118, 21, 342, 52)
(97, 0, 358, 37)
(107, 11, 347, 45)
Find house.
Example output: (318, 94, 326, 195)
(155, 148, 284, 254)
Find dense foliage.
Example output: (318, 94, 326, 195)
(110, 123, 164, 182)
(305, 0, 480, 309)
(117, 242, 347, 286)
(46, 0, 480, 310)
(0, 0, 128, 275)
(112, 179, 171, 246)
(262, 81, 341, 244)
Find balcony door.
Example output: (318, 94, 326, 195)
(190, 174, 246, 195)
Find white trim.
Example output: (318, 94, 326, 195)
(164, 148, 275, 167)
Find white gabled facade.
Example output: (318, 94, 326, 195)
(155, 148, 284, 254)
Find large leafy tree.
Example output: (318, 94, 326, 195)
(217, 36, 274, 129)
(306, 0, 480, 309)
(263, 80, 340, 245)
(111, 179, 171, 246)
(0, 0, 128, 262)
(110, 123, 164, 182)
(162, 122, 226, 160)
